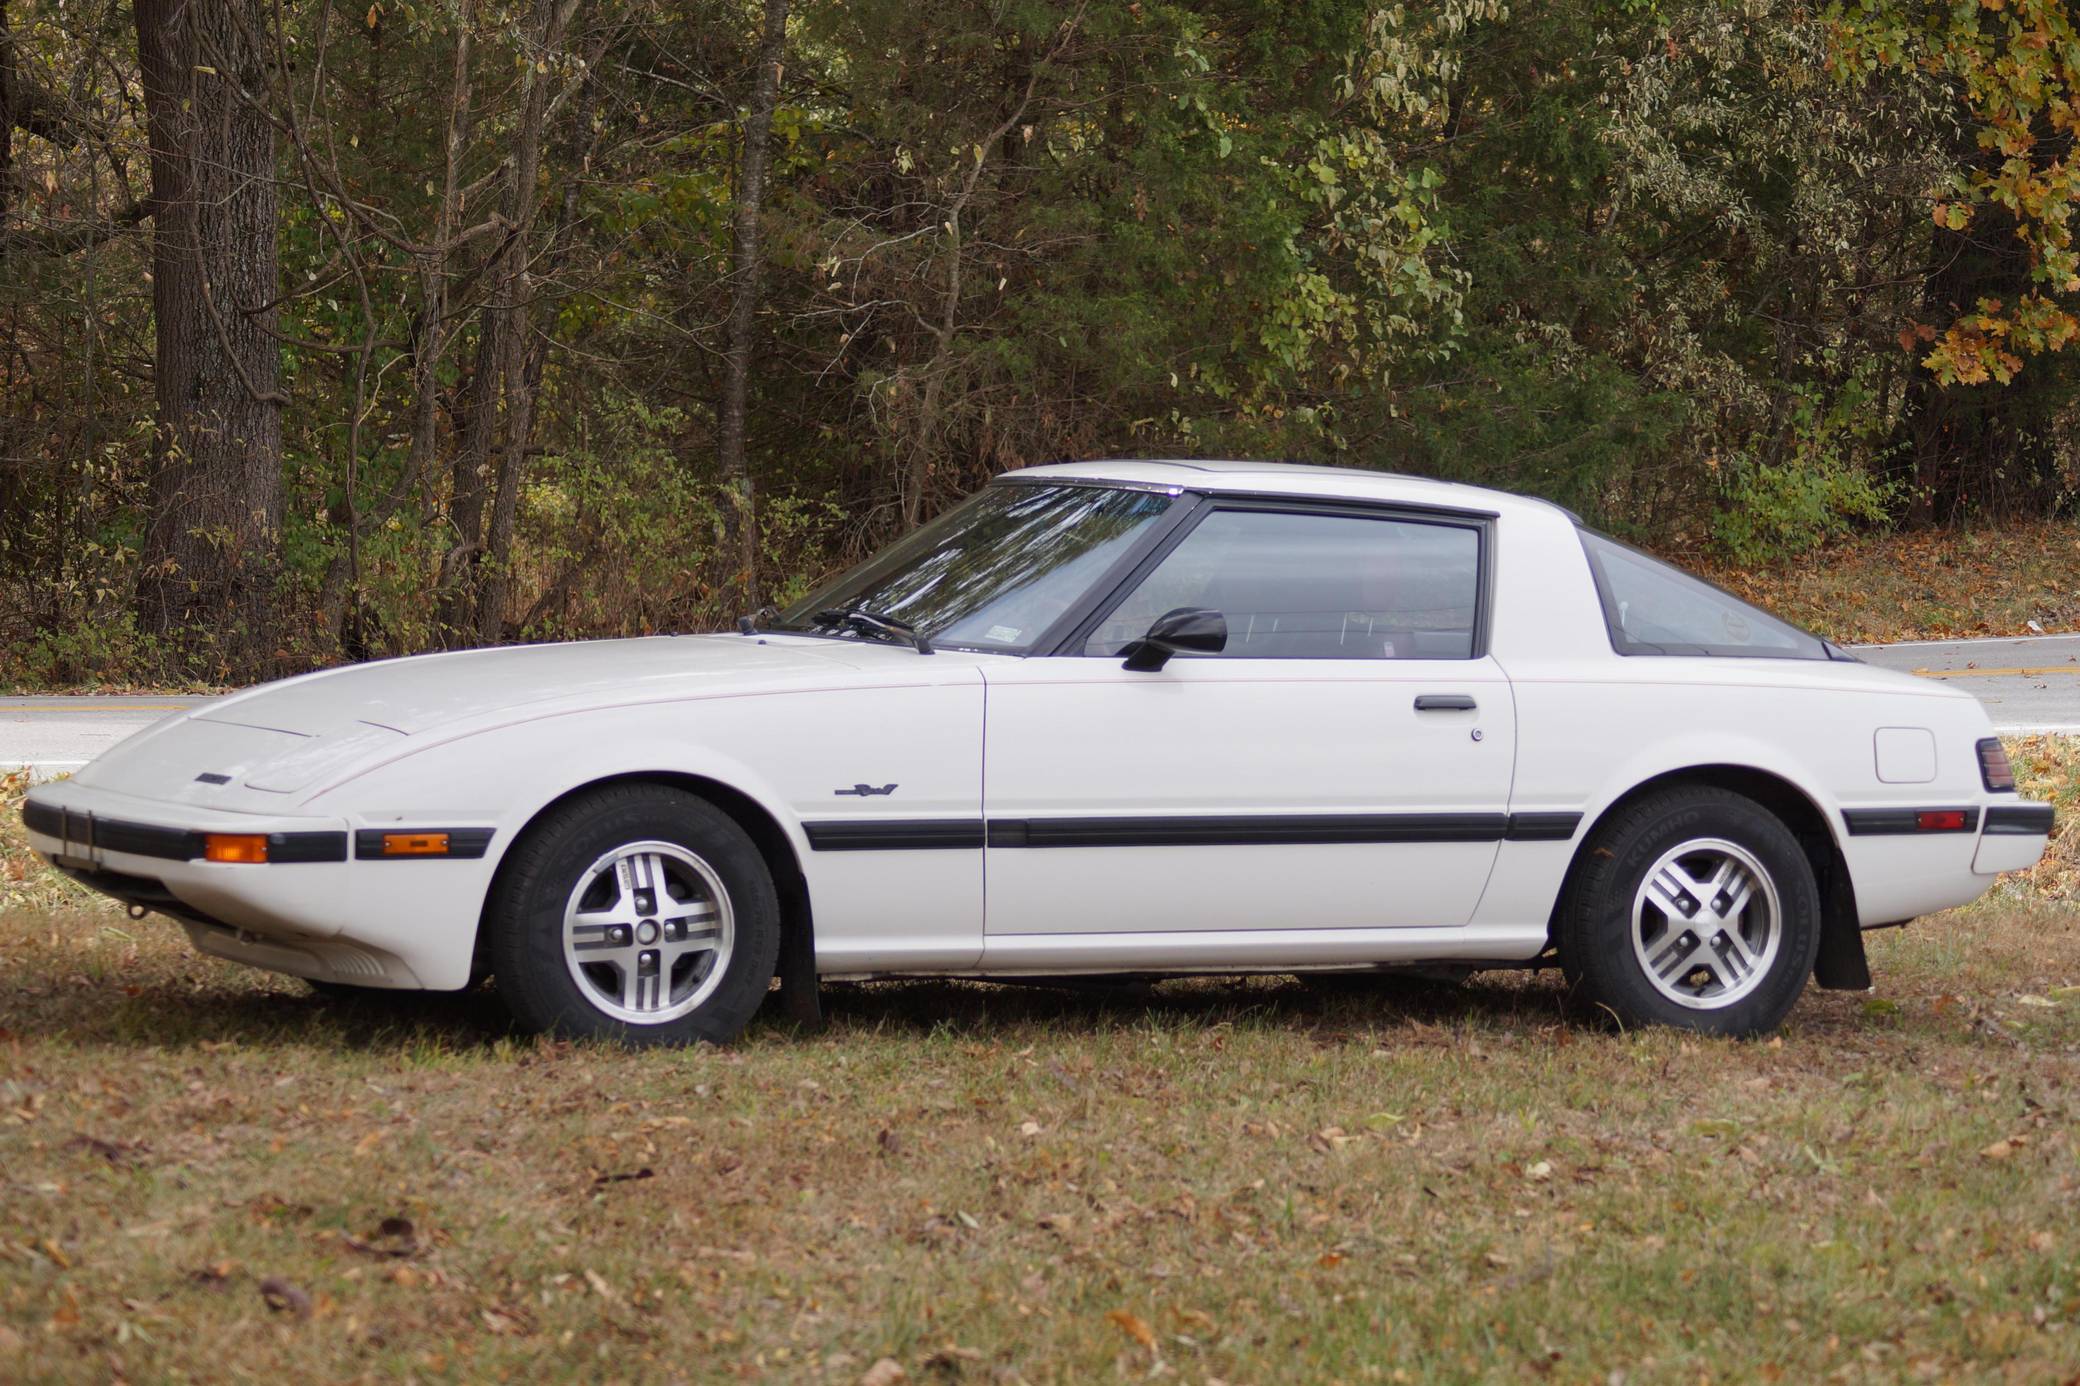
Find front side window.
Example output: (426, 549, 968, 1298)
(1578, 530, 1827, 659)
(775, 484, 1175, 652)
(1083, 508, 1482, 659)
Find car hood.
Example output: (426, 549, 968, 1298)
(72, 635, 946, 803)
(195, 634, 899, 737)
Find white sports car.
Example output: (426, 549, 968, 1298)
(22, 461, 2052, 1041)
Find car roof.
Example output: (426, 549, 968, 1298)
(1001, 459, 1576, 521)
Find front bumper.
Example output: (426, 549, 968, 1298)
(21, 780, 494, 990)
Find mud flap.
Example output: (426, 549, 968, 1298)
(1813, 857, 1872, 991)
(774, 886, 823, 1028)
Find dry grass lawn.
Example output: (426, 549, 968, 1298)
(2, 759, 2079, 1383)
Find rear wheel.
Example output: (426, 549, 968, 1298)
(487, 785, 780, 1045)
(1560, 786, 1819, 1037)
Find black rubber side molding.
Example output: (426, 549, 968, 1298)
(807, 811, 1585, 851)
(803, 820, 988, 851)
(1842, 806, 1980, 836)
(353, 827, 496, 860)
(22, 798, 348, 863)
(1984, 802, 2056, 835)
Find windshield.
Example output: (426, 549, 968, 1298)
(776, 483, 1177, 652)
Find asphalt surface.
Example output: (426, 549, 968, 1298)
(0, 695, 213, 779)
(4, 634, 2079, 779)
(1849, 633, 2080, 734)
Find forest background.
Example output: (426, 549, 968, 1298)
(5, 0, 2080, 684)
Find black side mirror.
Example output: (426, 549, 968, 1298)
(1122, 606, 1227, 672)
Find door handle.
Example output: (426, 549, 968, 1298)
(1413, 693, 1478, 711)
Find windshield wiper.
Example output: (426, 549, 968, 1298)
(812, 606, 934, 655)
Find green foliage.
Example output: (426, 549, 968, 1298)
(5, 0, 2080, 685)
(1714, 381, 1901, 563)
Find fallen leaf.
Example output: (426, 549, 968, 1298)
(259, 1275, 312, 1317)
(583, 1268, 616, 1299)
(858, 1359, 906, 1386)
(186, 1262, 236, 1287)
(1107, 1309, 1159, 1350)
(1526, 1161, 1553, 1182)
(1981, 1136, 2027, 1161)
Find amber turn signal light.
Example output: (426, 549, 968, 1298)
(380, 832, 451, 857)
(203, 833, 270, 863)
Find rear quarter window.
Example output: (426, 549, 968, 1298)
(1577, 530, 1829, 660)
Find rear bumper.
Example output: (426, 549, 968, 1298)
(21, 780, 492, 990)
(1974, 801, 2056, 876)
(1838, 797, 2054, 926)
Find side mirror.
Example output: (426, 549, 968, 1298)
(1122, 606, 1227, 672)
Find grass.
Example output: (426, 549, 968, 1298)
(3, 759, 2079, 1383)
(4, 908, 2080, 1383)
(1695, 520, 2080, 645)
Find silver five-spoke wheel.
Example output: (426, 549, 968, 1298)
(1629, 837, 1780, 1010)
(562, 840, 735, 1024)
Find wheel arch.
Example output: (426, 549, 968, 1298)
(472, 770, 816, 1009)
(1548, 763, 1868, 990)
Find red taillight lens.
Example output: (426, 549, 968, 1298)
(1977, 737, 2014, 792)
(1917, 810, 1968, 832)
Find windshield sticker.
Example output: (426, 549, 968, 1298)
(986, 624, 1022, 643)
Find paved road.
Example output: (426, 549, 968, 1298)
(4, 635, 2079, 779)
(0, 695, 213, 779)
(1850, 633, 2080, 734)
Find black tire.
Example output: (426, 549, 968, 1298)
(1559, 786, 1820, 1037)
(486, 784, 780, 1045)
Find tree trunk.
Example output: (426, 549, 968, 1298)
(132, 0, 284, 674)
(435, 0, 572, 645)
(1, 1, 15, 230)
(716, 0, 790, 608)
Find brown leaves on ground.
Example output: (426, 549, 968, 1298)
(1694, 521, 2080, 644)
(4, 842, 2080, 1381)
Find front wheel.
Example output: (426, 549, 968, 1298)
(487, 785, 780, 1045)
(1559, 786, 1820, 1037)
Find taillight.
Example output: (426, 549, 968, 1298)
(1977, 737, 2015, 792)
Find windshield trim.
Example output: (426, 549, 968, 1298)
(770, 481, 1193, 657)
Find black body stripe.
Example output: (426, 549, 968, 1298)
(803, 820, 988, 851)
(1503, 812, 1583, 842)
(21, 799, 62, 838)
(266, 832, 352, 863)
(990, 813, 1509, 848)
(1842, 806, 1981, 836)
(21, 797, 349, 863)
(808, 811, 1584, 851)
(1984, 803, 2055, 835)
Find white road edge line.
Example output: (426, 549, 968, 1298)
(1851, 632, 2079, 650)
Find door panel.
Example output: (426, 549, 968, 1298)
(980, 657, 1517, 935)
